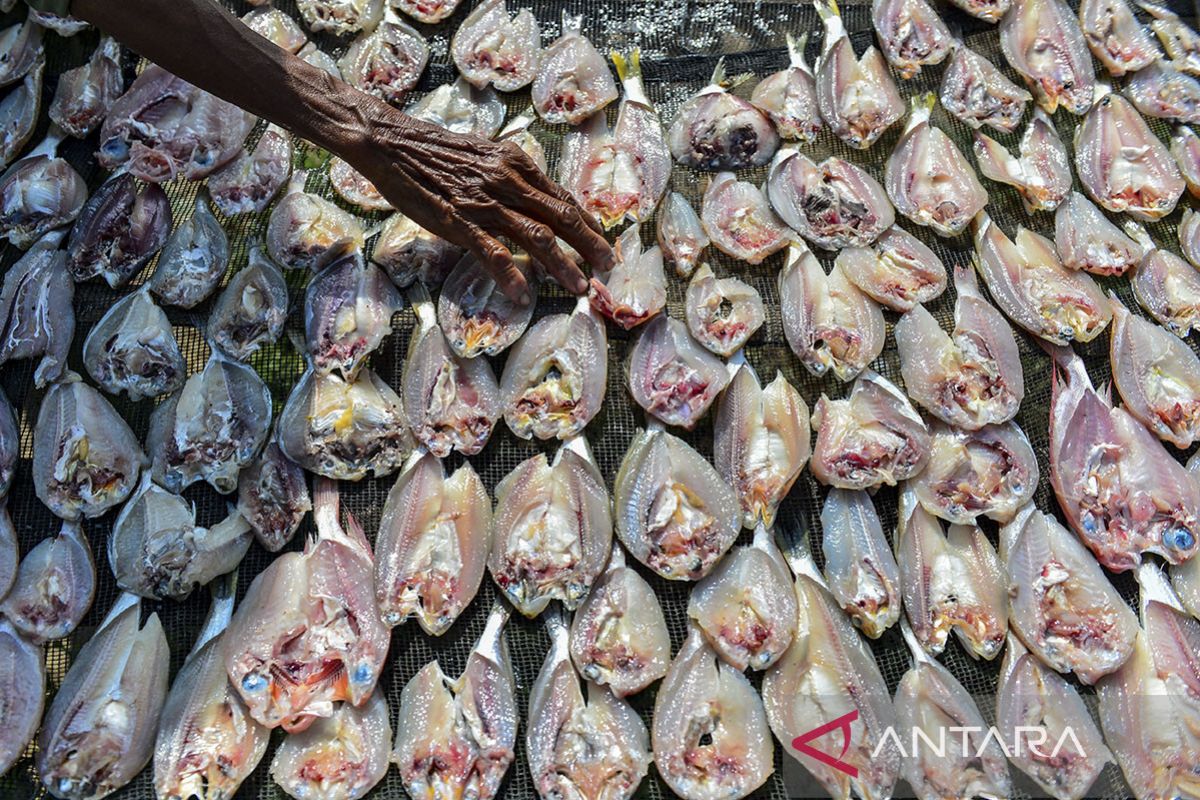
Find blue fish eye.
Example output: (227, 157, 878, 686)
(1166, 527, 1196, 552)
(242, 673, 267, 693)
(352, 664, 372, 684)
(100, 138, 129, 160)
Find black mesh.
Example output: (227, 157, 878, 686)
(1, 0, 1193, 797)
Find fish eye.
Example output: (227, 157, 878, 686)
(1166, 527, 1196, 552)
(352, 664, 373, 684)
(100, 138, 129, 160)
(242, 672, 268, 692)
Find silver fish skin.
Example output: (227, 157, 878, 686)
(896, 488, 1007, 659)
(148, 193, 230, 309)
(685, 264, 764, 357)
(532, 14, 618, 125)
(147, 352, 272, 495)
(997, 633, 1112, 800)
(778, 241, 886, 382)
(1079, 0, 1162, 76)
(0, 15, 42, 88)
(1172, 124, 1200, 197)
(894, 621, 1013, 800)
(267, 171, 365, 271)
(0, 389, 14, 499)
(38, 594, 169, 800)
(1131, 236, 1200, 336)
(298, 42, 343, 79)
(1110, 291, 1200, 449)
(496, 106, 548, 173)
(271, 689, 392, 800)
(403, 287, 500, 457)
(811, 369, 931, 490)
(154, 576, 269, 800)
(375, 453, 490, 634)
(67, 172, 173, 288)
(654, 624, 773, 800)
(667, 60, 780, 171)
(0, 56, 41, 169)
(688, 524, 797, 669)
(329, 157, 392, 213)
(1181, 206, 1200, 268)
(243, 5, 307, 52)
(974, 108, 1071, 213)
(501, 299, 606, 439)
(33, 374, 146, 521)
(438, 253, 535, 360)
(714, 362, 809, 530)
(208, 243, 290, 361)
(405, 77, 505, 137)
(614, 427, 739, 582)
(208, 124, 294, 217)
(750, 33, 822, 142)
(1047, 342, 1200, 571)
(30, 10, 88, 36)
(278, 363, 412, 481)
(238, 440, 310, 553)
(0, 230, 74, 386)
(1053, 190, 1145, 276)
(305, 249, 402, 381)
(1001, 503, 1139, 683)
(974, 212, 1111, 344)
(0, 133, 88, 250)
(393, 0, 462, 24)
(885, 94, 988, 237)
(339, 10, 428, 107)
(0, 518, 95, 643)
(0, 619, 43, 777)
(1075, 90, 1185, 220)
(528, 609, 651, 800)
(821, 488, 901, 638)
(700, 172, 788, 265)
(296, 0, 382, 35)
(372, 211, 464, 289)
(814, 0, 905, 149)
(836, 224, 947, 312)
(1000, 0, 1096, 114)
(99, 64, 254, 182)
(392, 604, 517, 800)
(1130, 58, 1200, 125)
(767, 148, 894, 251)
(939, 41, 1031, 132)
(569, 546, 670, 697)
(558, 50, 670, 230)
(82, 288, 185, 402)
(627, 313, 729, 430)
(226, 479, 390, 732)
(589, 223, 666, 330)
(1141, 0, 1200, 73)
(490, 437, 612, 616)
(451, 0, 539, 91)
(657, 192, 709, 277)
(872, 0, 953, 79)
(911, 420, 1038, 524)
(109, 474, 252, 601)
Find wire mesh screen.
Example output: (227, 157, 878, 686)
(1, 0, 1194, 797)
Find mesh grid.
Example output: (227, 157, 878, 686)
(1, 0, 1193, 797)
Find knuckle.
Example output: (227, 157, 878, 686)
(524, 221, 556, 250)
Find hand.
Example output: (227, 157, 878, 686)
(346, 100, 613, 304)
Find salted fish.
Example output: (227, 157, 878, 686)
(0, 130, 87, 250)
(627, 313, 729, 430)
(700, 171, 789, 265)
(1000, 0, 1096, 114)
(66, 172, 172, 288)
(208, 124, 294, 217)
(0, 620, 43, 778)
(147, 192, 230, 309)
(532, 14, 618, 125)
(821, 488, 901, 638)
(656, 191, 708, 277)
(751, 34, 821, 142)
(939, 41, 1030, 131)
(1053, 190, 1145, 276)
(338, 8, 429, 106)
(208, 243, 290, 361)
(1079, 0, 1162, 75)
(305, 248, 402, 380)
(0, 518, 95, 643)
(767, 147, 894, 251)
(0, 230, 74, 386)
(438, 252, 535, 358)
(267, 170, 365, 271)
(667, 59, 779, 171)
(684, 264, 764, 357)
(836, 224, 947, 312)
(237, 439, 310, 553)
(82, 288, 185, 402)
(871, 0, 953, 79)
(588, 223, 666, 330)
(451, 0, 539, 91)
(973, 108, 1072, 213)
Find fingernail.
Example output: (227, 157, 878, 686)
(519, 291, 532, 306)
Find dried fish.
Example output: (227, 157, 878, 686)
(496, 106, 547, 172)
(0, 56, 40, 169)
(1131, 59, 1200, 128)
(238, 440, 310, 553)
(767, 148, 894, 251)
(1182, 206, 1200, 268)
(296, 0, 382, 35)
(939, 41, 1030, 132)
(872, 0, 953, 78)
(148, 193, 230, 309)
(490, 437, 611, 615)
(0, 15, 42, 88)
(700, 172, 788, 265)
(614, 427, 738, 581)
(912, 420, 1038, 525)
(451, 0, 539, 91)
(328, 156, 392, 213)
(372, 211, 464, 289)
(406, 76, 505, 137)
(0, 131, 87, 250)
(339, 9, 429, 106)
(811, 370, 931, 490)
(1075, 90, 1185, 220)
(439, 252, 534, 358)
(528, 609, 650, 800)
(569, 546, 670, 697)
(82, 288, 186, 402)
(0, 230, 74, 386)
(1000, 0, 1096, 114)
(821, 488, 901, 638)
(38, 594, 169, 800)
(500, 298, 605, 440)
(208, 123, 294, 217)
(1141, 1, 1200, 73)
(667, 60, 780, 170)
(393, 0, 461, 24)
(1172, 124, 1200, 196)
(267, 171, 365, 271)
(0, 508, 14, 603)
(974, 212, 1111, 344)
(208, 243, 290, 361)
(306, 249, 401, 380)
(243, 4, 307, 52)
(0, 390, 14, 500)
(627, 314, 729, 430)
(226, 479, 390, 731)
(33, 374, 146, 521)
(1053, 190, 1145, 275)
(1079, 0, 1162, 76)
(392, 604, 516, 800)
(0, 519, 94, 643)
(685, 264, 764, 356)
(779, 242, 886, 381)
(559, 51, 669, 229)
(657, 191, 708, 277)
(886, 94, 987, 237)
(750, 34, 822, 142)
(589, 223, 666, 330)
(896, 489, 1007, 659)
(836, 225, 946, 312)
(30, 10, 88, 36)
(974, 108, 1071, 212)
(0, 620, 42, 778)
(67, 172, 172, 288)
(532, 14, 618, 124)
(814, 0, 905, 149)
(1131, 233, 1200, 336)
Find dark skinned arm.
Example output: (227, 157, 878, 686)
(67, 0, 612, 303)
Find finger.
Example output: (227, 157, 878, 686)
(461, 220, 531, 305)
(515, 160, 607, 238)
(496, 207, 589, 295)
(502, 177, 614, 273)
